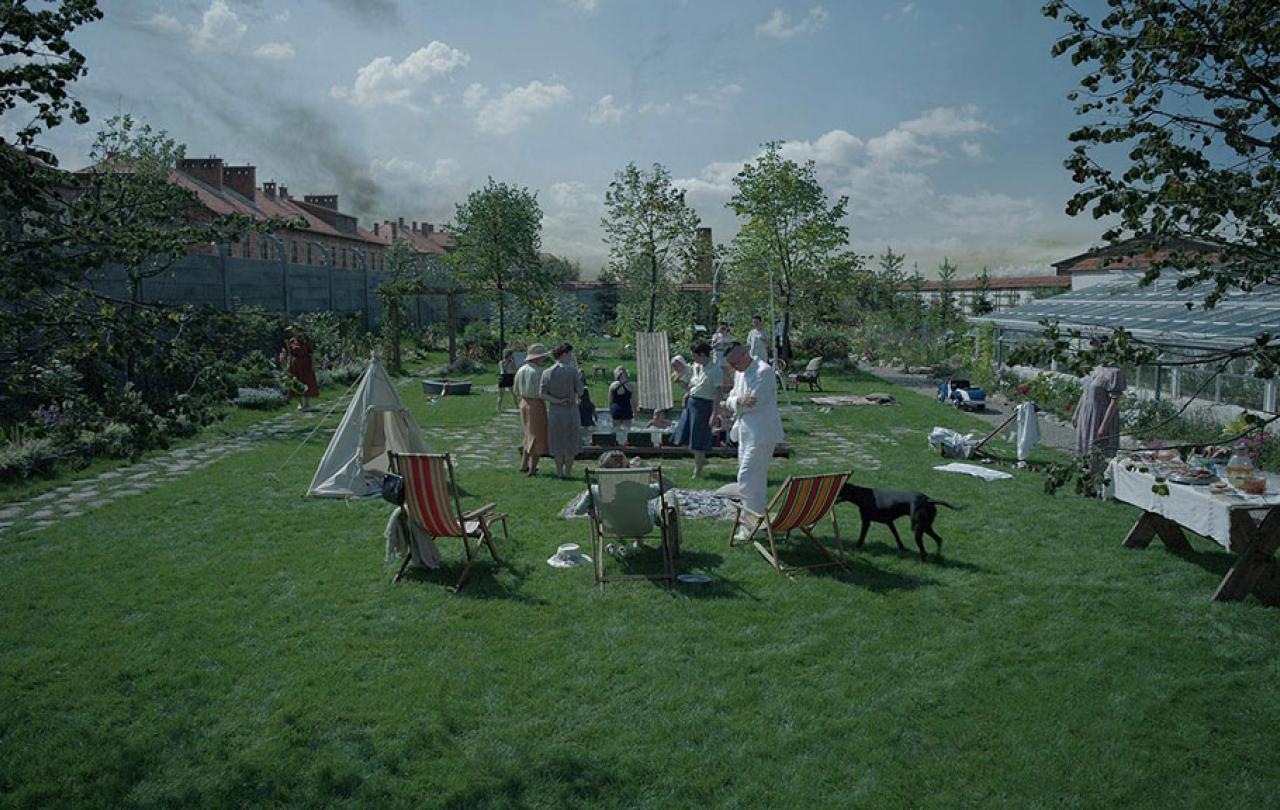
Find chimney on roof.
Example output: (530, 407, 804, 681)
(223, 164, 256, 199)
(304, 194, 338, 209)
(373, 222, 380, 235)
(177, 157, 224, 189)
(278, 186, 288, 199)
(423, 222, 434, 235)
(262, 181, 277, 198)
(412, 221, 418, 232)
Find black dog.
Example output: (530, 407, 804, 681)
(837, 483, 962, 561)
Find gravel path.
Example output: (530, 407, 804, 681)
(866, 367, 1080, 452)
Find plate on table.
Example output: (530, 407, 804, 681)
(1169, 471, 1215, 486)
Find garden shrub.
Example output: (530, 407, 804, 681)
(461, 321, 501, 362)
(315, 362, 366, 389)
(0, 437, 60, 482)
(234, 387, 288, 410)
(796, 329, 852, 361)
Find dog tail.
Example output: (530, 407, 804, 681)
(929, 499, 963, 511)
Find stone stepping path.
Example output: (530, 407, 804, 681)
(0, 394, 356, 538)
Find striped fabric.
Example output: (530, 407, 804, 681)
(397, 453, 463, 537)
(768, 472, 849, 533)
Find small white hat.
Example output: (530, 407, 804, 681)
(547, 543, 592, 568)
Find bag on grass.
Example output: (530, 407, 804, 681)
(381, 473, 405, 506)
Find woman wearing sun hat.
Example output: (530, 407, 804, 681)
(514, 343, 551, 475)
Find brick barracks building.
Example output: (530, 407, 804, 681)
(172, 155, 452, 270)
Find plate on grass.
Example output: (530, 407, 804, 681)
(677, 573, 711, 584)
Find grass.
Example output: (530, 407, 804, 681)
(2, 359, 1279, 808)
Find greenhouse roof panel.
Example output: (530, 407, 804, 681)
(976, 278, 1280, 347)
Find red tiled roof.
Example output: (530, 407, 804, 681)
(1051, 236, 1219, 274)
(168, 170, 384, 245)
(368, 221, 453, 255)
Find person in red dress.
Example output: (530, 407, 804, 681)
(280, 327, 319, 412)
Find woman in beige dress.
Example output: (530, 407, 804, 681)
(540, 342, 585, 479)
(514, 344, 551, 475)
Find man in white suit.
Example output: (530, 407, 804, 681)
(725, 342, 784, 532)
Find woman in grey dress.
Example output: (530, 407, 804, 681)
(1073, 361, 1126, 474)
(541, 342, 585, 479)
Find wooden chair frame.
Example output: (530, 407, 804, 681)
(389, 452, 508, 592)
(728, 471, 851, 576)
(586, 465, 679, 589)
(787, 357, 824, 391)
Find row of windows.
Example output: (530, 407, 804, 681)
(232, 233, 386, 271)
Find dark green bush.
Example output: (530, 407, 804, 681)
(796, 329, 853, 361)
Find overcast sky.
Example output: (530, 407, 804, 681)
(25, 0, 1114, 277)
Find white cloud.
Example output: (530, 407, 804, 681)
(542, 181, 608, 270)
(372, 157, 466, 189)
(145, 13, 184, 35)
(901, 2, 917, 15)
(638, 101, 674, 115)
(273, 9, 292, 23)
(960, 140, 984, 159)
(900, 104, 993, 137)
(684, 81, 743, 111)
(755, 6, 829, 39)
(585, 94, 628, 125)
(253, 41, 296, 61)
(462, 83, 488, 109)
(557, 0, 600, 13)
(331, 42, 470, 111)
(190, 0, 246, 52)
(673, 105, 1035, 265)
(473, 80, 573, 136)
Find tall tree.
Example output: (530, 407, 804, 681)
(725, 141, 860, 360)
(601, 162, 700, 332)
(377, 237, 423, 374)
(971, 266, 995, 316)
(1045, 0, 1280, 306)
(447, 178, 545, 350)
(876, 246, 908, 311)
(935, 257, 958, 329)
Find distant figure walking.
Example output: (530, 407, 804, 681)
(497, 348, 518, 412)
(747, 314, 769, 364)
(280, 327, 319, 412)
(1073, 341, 1126, 474)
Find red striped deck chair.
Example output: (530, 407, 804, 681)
(389, 452, 507, 592)
(728, 471, 851, 575)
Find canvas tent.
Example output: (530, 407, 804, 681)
(308, 359, 430, 498)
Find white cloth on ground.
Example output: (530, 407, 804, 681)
(929, 426, 975, 459)
(383, 506, 442, 569)
(933, 462, 1013, 481)
(1015, 402, 1040, 462)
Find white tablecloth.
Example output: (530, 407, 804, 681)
(1108, 460, 1280, 550)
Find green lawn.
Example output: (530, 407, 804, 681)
(2, 362, 1278, 808)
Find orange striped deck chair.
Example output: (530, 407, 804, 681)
(389, 452, 507, 592)
(728, 471, 851, 575)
